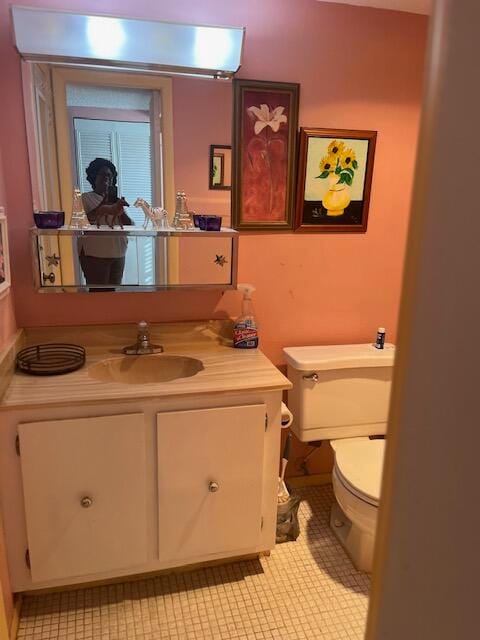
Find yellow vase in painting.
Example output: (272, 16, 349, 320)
(322, 172, 351, 216)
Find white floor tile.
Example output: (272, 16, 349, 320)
(18, 485, 370, 640)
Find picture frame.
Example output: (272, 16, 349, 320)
(212, 153, 224, 186)
(209, 144, 231, 190)
(232, 79, 299, 231)
(295, 128, 377, 233)
(0, 207, 11, 295)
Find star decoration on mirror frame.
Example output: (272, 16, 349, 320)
(45, 253, 61, 267)
(214, 254, 228, 267)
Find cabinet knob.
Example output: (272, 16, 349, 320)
(80, 496, 93, 508)
(208, 481, 219, 493)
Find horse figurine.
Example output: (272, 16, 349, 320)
(92, 197, 129, 229)
(134, 198, 168, 230)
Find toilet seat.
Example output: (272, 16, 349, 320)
(332, 438, 385, 507)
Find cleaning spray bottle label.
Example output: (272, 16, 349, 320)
(234, 282, 259, 348)
(233, 319, 259, 348)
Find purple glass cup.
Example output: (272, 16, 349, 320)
(192, 214, 222, 231)
(33, 211, 65, 229)
(203, 215, 222, 231)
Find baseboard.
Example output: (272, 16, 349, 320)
(286, 472, 332, 488)
(23, 552, 267, 596)
(10, 594, 22, 640)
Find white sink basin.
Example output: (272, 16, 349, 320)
(88, 354, 204, 384)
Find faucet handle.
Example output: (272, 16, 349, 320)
(138, 320, 148, 331)
(123, 320, 163, 355)
(137, 321, 149, 348)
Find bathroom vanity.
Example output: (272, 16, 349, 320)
(0, 322, 291, 592)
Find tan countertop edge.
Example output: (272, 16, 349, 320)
(0, 329, 25, 402)
(0, 379, 292, 412)
(0, 322, 291, 410)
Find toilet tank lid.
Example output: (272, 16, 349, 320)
(283, 343, 395, 371)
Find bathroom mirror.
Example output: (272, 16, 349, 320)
(22, 62, 234, 291)
(32, 228, 238, 292)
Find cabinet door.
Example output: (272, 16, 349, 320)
(157, 404, 265, 562)
(18, 413, 148, 582)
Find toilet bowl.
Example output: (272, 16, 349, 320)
(330, 437, 385, 572)
(283, 343, 394, 573)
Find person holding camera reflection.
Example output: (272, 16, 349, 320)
(79, 158, 133, 288)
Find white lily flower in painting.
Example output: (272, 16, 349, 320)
(247, 104, 287, 135)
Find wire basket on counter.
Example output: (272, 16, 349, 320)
(16, 344, 85, 376)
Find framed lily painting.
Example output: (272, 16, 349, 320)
(232, 79, 299, 230)
(295, 128, 377, 233)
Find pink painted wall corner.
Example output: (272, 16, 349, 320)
(0, 0, 428, 366)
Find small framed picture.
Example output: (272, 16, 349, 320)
(232, 79, 299, 231)
(209, 145, 231, 190)
(295, 128, 377, 233)
(212, 153, 224, 186)
(0, 207, 11, 295)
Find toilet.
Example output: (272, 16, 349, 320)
(283, 343, 394, 572)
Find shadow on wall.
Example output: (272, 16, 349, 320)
(278, 361, 335, 479)
(282, 433, 334, 479)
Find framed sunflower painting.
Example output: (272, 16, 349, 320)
(295, 128, 377, 232)
(232, 79, 299, 230)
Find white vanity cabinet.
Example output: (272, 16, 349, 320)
(156, 405, 266, 562)
(0, 390, 283, 591)
(18, 413, 148, 583)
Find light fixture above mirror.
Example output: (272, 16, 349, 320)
(11, 6, 245, 79)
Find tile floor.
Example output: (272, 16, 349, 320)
(17, 485, 370, 640)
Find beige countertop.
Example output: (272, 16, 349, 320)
(0, 321, 291, 410)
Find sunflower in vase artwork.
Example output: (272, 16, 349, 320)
(316, 140, 358, 216)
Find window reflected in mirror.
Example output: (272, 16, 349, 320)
(67, 84, 157, 229)
(29, 66, 233, 223)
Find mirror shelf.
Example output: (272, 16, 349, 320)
(31, 227, 237, 237)
(31, 227, 238, 293)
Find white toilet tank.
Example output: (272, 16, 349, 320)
(283, 343, 395, 442)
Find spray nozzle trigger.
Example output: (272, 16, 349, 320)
(237, 283, 256, 299)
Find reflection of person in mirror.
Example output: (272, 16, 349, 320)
(79, 158, 132, 288)
(82, 158, 132, 227)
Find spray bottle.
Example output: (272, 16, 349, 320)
(233, 283, 259, 349)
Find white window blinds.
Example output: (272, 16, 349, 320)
(73, 118, 153, 227)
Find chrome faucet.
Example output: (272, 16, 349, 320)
(123, 321, 164, 355)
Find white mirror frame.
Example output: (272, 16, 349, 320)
(0, 207, 11, 297)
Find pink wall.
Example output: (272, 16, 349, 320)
(0, 0, 428, 365)
(0, 147, 16, 632)
(173, 77, 232, 221)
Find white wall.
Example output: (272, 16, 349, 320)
(366, 1, 480, 637)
